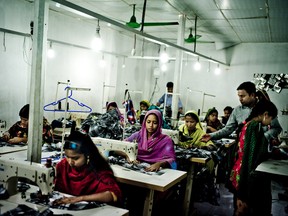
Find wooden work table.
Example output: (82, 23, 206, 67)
(0, 144, 27, 155)
(0, 150, 187, 216)
(112, 164, 187, 216)
(256, 159, 288, 177)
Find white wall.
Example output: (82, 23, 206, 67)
(0, 0, 287, 134)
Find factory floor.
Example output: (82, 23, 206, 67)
(193, 180, 288, 216)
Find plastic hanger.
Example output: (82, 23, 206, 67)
(43, 86, 92, 113)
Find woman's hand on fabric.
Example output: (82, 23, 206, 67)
(132, 160, 140, 164)
(53, 196, 82, 205)
(145, 162, 162, 172)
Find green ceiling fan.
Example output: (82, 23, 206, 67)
(184, 28, 202, 43)
(126, 4, 178, 29)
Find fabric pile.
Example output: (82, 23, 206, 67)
(82, 110, 123, 140)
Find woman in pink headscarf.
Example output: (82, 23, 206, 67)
(125, 109, 176, 171)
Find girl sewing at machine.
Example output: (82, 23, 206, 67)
(113, 109, 177, 215)
(125, 109, 176, 171)
(53, 130, 122, 205)
(1, 104, 53, 144)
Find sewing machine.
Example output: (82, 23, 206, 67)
(0, 157, 55, 196)
(91, 137, 138, 161)
(162, 128, 179, 145)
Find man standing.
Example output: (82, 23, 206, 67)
(201, 81, 282, 142)
(156, 82, 183, 118)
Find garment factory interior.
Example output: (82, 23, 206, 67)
(0, 0, 288, 215)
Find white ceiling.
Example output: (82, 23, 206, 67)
(49, 0, 288, 50)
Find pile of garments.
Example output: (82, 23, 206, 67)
(82, 110, 123, 140)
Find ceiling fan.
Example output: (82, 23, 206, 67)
(126, 4, 178, 29)
(184, 28, 202, 43)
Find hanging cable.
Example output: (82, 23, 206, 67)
(2, 32, 6, 52)
(149, 77, 159, 103)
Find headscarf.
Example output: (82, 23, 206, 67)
(184, 110, 203, 130)
(205, 107, 218, 121)
(126, 109, 176, 166)
(140, 109, 164, 150)
(178, 110, 214, 148)
(140, 100, 150, 108)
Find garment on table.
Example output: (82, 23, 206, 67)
(55, 159, 122, 203)
(125, 110, 176, 167)
(86, 109, 123, 140)
(106, 101, 124, 124)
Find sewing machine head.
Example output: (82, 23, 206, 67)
(0, 158, 55, 196)
(91, 137, 138, 161)
(162, 129, 179, 145)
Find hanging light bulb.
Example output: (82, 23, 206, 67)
(194, 56, 201, 70)
(91, 19, 102, 51)
(160, 63, 167, 72)
(47, 41, 55, 58)
(160, 46, 169, 63)
(122, 57, 126, 68)
(100, 54, 106, 68)
(215, 64, 221, 75)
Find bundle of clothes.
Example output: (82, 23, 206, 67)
(175, 145, 226, 206)
(81, 110, 123, 140)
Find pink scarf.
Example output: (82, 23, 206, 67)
(126, 110, 176, 166)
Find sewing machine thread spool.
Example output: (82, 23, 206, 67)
(45, 158, 52, 168)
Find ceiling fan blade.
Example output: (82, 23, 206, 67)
(230, 15, 267, 20)
(141, 22, 178, 26)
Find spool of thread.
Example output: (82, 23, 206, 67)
(45, 158, 52, 168)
